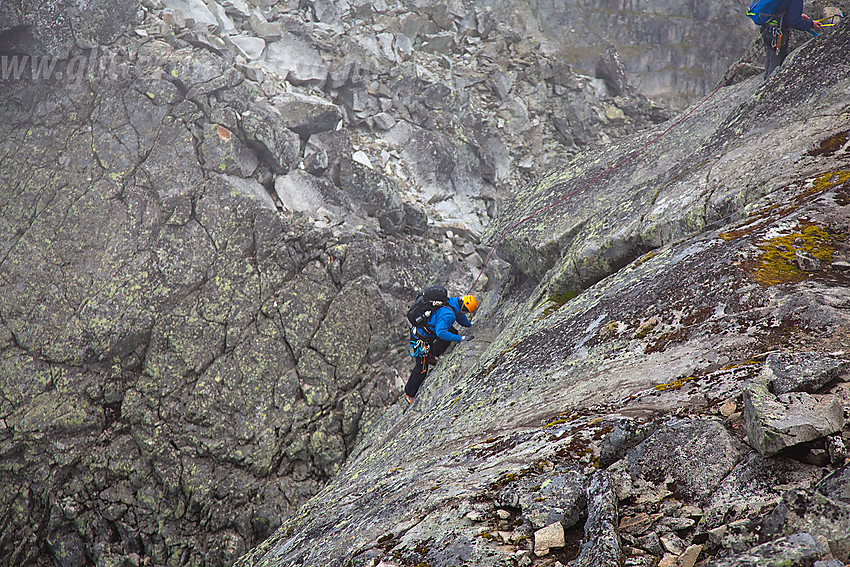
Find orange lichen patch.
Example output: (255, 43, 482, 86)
(216, 125, 232, 141)
(747, 222, 842, 286)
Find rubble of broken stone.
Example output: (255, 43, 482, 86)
(134, 0, 673, 245)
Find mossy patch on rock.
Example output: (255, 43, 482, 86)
(747, 221, 841, 286)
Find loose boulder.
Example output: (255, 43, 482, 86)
(610, 418, 746, 503)
(273, 92, 343, 138)
(762, 489, 850, 562)
(760, 352, 848, 396)
(743, 375, 844, 457)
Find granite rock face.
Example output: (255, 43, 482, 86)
(239, 23, 850, 567)
(1, 2, 849, 567)
(0, 31, 446, 567)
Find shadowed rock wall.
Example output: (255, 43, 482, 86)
(0, 34, 447, 567)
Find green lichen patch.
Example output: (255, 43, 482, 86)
(541, 290, 579, 319)
(747, 221, 842, 286)
(719, 171, 850, 241)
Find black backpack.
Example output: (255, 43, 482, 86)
(406, 286, 449, 329)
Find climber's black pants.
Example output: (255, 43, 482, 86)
(761, 23, 789, 80)
(405, 337, 451, 398)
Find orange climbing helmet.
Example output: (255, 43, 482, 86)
(462, 295, 478, 313)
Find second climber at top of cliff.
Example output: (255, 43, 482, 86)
(748, 0, 824, 79)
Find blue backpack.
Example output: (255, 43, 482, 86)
(747, 0, 784, 24)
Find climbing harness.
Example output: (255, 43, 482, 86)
(466, 37, 777, 295)
(765, 17, 785, 52)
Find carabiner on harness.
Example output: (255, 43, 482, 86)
(408, 339, 430, 358)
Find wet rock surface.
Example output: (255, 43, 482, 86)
(238, 22, 850, 567)
(0, 2, 849, 567)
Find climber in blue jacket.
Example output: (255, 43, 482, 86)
(404, 295, 477, 403)
(760, 0, 823, 79)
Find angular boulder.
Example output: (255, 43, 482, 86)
(263, 32, 328, 85)
(534, 522, 565, 557)
(610, 418, 746, 502)
(497, 464, 586, 529)
(336, 158, 412, 234)
(760, 352, 848, 395)
(762, 489, 850, 562)
(702, 533, 822, 567)
(241, 104, 301, 174)
(273, 92, 343, 138)
(274, 170, 351, 219)
(817, 464, 850, 506)
(162, 0, 217, 32)
(743, 375, 844, 457)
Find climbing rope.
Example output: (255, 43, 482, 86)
(466, 39, 774, 295)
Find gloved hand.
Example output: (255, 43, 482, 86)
(460, 335, 474, 342)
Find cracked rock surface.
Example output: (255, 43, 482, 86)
(0, 1, 847, 567)
(0, 28, 447, 567)
(239, 23, 850, 567)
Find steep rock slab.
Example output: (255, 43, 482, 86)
(238, 26, 850, 567)
(486, 25, 850, 295)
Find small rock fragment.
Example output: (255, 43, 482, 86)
(660, 532, 686, 555)
(534, 522, 565, 556)
(795, 250, 823, 271)
(680, 544, 703, 567)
